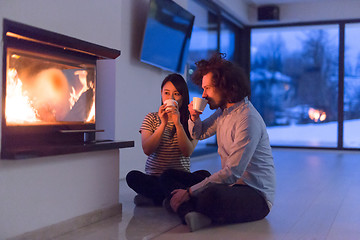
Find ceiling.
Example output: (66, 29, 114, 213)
(246, 0, 331, 6)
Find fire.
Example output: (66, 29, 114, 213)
(69, 70, 89, 109)
(86, 102, 95, 122)
(69, 70, 95, 122)
(6, 68, 95, 124)
(308, 108, 326, 122)
(5, 69, 39, 124)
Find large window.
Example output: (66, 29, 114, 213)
(186, 1, 218, 152)
(344, 23, 360, 148)
(220, 18, 237, 61)
(251, 21, 360, 150)
(187, 3, 218, 64)
(186, 0, 244, 154)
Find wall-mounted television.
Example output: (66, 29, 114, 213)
(140, 0, 195, 74)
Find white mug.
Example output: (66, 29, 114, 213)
(164, 99, 177, 111)
(193, 97, 208, 112)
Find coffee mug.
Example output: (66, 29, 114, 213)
(164, 99, 177, 111)
(193, 97, 208, 112)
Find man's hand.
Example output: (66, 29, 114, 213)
(170, 189, 190, 212)
(188, 101, 201, 122)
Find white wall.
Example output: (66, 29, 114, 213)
(0, 150, 120, 239)
(115, 0, 170, 179)
(216, 0, 249, 25)
(0, 0, 166, 238)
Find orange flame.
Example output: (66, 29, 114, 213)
(70, 70, 95, 122)
(5, 69, 39, 124)
(308, 108, 326, 122)
(86, 102, 95, 122)
(69, 70, 89, 110)
(6, 68, 95, 124)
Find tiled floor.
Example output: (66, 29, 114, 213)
(55, 148, 360, 240)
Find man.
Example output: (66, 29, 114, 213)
(162, 53, 276, 232)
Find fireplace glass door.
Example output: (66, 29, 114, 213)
(6, 48, 96, 126)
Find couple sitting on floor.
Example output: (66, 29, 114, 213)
(126, 53, 276, 232)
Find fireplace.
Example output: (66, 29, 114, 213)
(1, 19, 133, 159)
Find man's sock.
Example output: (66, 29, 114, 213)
(184, 211, 212, 232)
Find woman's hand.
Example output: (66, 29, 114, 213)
(170, 189, 190, 212)
(166, 102, 180, 126)
(158, 104, 168, 124)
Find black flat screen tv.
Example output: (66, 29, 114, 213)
(140, 0, 195, 74)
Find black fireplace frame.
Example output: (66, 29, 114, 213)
(1, 19, 132, 159)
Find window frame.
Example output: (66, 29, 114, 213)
(250, 19, 360, 151)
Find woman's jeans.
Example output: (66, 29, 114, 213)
(126, 169, 211, 205)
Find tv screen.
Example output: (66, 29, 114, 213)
(140, 0, 195, 74)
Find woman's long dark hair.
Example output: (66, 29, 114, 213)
(161, 73, 192, 139)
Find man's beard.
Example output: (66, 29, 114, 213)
(207, 98, 226, 110)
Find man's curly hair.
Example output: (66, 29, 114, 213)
(191, 53, 251, 103)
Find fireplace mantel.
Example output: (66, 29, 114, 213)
(1, 140, 134, 160)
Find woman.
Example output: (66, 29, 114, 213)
(126, 73, 209, 206)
